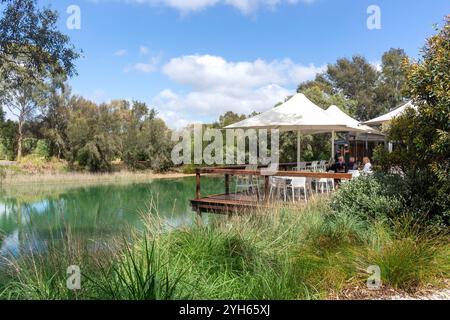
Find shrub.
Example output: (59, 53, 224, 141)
(17, 155, 68, 173)
(362, 215, 450, 290)
(85, 236, 183, 300)
(181, 164, 197, 174)
(330, 175, 404, 221)
(376, 16, 450, 224)
(33, 140, 50, 159)
(0, 143, 8, 160)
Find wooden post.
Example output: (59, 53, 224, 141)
(196, 170, 201, 200)
(264, 175, 270, 204)
(225, 174, 230, 195)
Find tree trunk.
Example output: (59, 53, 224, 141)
(17, 116, 23, 160)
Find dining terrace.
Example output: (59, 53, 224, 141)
(191, 163, 353, 215)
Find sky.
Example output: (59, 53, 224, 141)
(36, 0, 450, 128)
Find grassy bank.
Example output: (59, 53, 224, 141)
(0, 155, 194, 187)
(0, 169, 193, 188)
(1, 192, 448, 300)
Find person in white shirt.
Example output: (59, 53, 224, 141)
(362, 157, 373, 174)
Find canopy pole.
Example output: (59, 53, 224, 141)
(331, 130, 335, 162)
(365, 133, 369, 156)
(297, 130, 301, 171)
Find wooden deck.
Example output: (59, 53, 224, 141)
(191, 192, 261, 214)
(190, 166, 353, 215)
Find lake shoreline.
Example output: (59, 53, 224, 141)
(0, 171, 195, 188)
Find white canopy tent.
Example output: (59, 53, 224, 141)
(364, 100, 417, 126)
(225, 93, 355, 168)
(325, 105, 383, 135)
(326, 105, 385, 159)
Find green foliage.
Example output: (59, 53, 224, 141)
(299, 49, 409, 122)
(33, 140, 50, 158)
(0, 119, 17, 160)
(375, 48, 409, 110)
(0, 143, 7, 160)
(0, 0, 80, 79)
(330, 175, 404, 221)
(0, 0, 79, 160)
(85, 236, 182, 300)
(181, 164, 197, 174)
(65, 98, 121, 172)
(377, 16, 450, 224)
(212, 111, 246, 128)
(16, 154, 67, 173)
(121, 101, 173, 172)
(22, 138, 38, 155)
(364, 215, 449, 290)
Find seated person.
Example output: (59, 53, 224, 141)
(347, 157, 358, 171)
(362, 157, 373, 174)
(330, 156, 348, 173)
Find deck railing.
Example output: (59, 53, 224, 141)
(195, 165, 352, 204)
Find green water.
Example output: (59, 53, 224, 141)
(0, 177, 224, 258)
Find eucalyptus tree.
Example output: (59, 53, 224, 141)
(0, 55, 49, 159)
(0, 0, 79, 159)
(0, 0, 79, 81)
(298, 49, 409, 122)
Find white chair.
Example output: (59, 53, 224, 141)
(327, 178, 335, 191)
(315, 178, 330, 193)
(287, 177, 308, 202)
(310, 161, 319, 172)
(317, 160, 327, 172)
(348, 170, 361, 179)
(327, 170, 336, 190)
(235, 165, 259, 195)
(269, 177, 288, 202)
(295, 162, 307, 171)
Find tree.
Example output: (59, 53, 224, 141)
(0, 0, 79, 81)
(0, 119, 18, 160)
(65, 97, 121, 172)
(301, 50, 409, 122)
(122, 101, 173, 172)
(41, 78, 72, 159)
(0, 66, 48, 159)
(323, 55, 380, 121)
(0, 0, 79, 159)
(376, 16, 450, 223)
(213, 111, 246, 128)
(375, 48, 409, 112)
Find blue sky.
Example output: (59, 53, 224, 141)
(41, 0, 449, 128)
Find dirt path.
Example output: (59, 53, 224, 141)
(332, 282, 450, 300)
(387, 288, 450, 300)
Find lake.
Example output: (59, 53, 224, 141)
(0, 176, 224, 259)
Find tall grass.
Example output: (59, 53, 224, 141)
(0, 195, 448, 300)
(0, 169, 193, 187)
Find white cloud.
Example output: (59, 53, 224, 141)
(114, 49, 127, 57)
(124, 54, 162, 73)
(89, 0, 315, 15)
(154, 54, 324, 128)
(139, 46, 150, 55)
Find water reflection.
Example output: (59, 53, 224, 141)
(0, 177, 224, 258)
